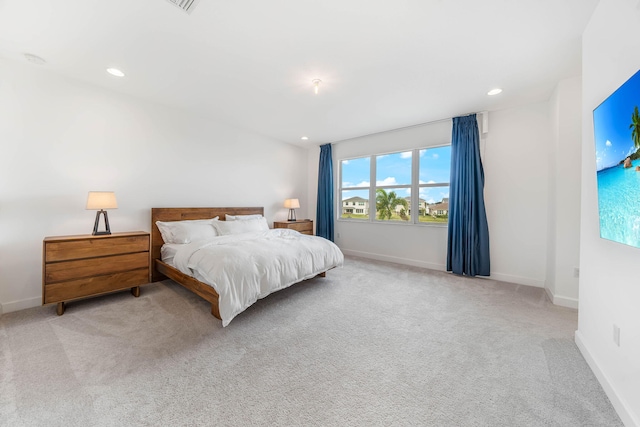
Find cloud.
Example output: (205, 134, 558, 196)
(432, 153, 439, 159)
(342, 160, 350, 165)
(400, 151, 412, 159)
(343, 180, 370, 188)
(376, 177, 397, 186)
(606, 140, 612, 147)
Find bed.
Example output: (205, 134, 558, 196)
(151, 207, 344, 326)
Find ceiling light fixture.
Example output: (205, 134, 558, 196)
(107, 68, 125, 77)
(487, 88, 502, 96)
(301, 136, 309, 140)
(312, 79, 322, 95)
(24, 53, 46, 65)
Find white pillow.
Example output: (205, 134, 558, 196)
(156, 217, 219, 244)
(213, 217, 269, 235)
(225, 214, 264, 221)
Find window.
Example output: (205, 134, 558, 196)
(339, 145, 450, 224)
(418, 146, 451, 223)
(376, 151, 412, 222)
(340, 156, 370, 220)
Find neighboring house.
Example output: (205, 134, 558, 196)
(342, 196, 369, 215)
(395, 197, 427, 216)
(429, 199, 449, 217)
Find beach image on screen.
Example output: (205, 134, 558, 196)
(593, 69, 640, 248)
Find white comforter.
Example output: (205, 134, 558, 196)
(172, 228, 344, 326)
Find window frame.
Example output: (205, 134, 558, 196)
(338, 143, 450, 226)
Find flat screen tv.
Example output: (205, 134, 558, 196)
(593, 69, 640, 248)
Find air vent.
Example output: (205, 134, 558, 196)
(165, 0, 200, 14)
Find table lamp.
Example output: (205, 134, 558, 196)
(284, 198, 300, 221)
(86, 191, 118, 235)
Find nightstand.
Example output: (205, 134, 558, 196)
(273, 220, 314, 235)
(42, 231, 150, 315)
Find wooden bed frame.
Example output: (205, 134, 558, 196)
(151, 207, 265, 319)
(151, 207, 328, 321)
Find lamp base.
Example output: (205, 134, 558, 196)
(287, 209, 297, 221)
(92, 210, 112, 235)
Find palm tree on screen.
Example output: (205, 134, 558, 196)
(631, 106, 640, 148)
(376, 189, 408, 220)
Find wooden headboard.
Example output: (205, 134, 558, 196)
(150, 207, 264, 282)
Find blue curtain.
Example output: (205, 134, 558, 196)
(446, 114, 490, 276)
(316, 143, 334, 241)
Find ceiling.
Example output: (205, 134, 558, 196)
(0, 0, 599, 146)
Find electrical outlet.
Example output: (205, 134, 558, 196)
(613, 324, 620, 347)
(573, 267, 580, 278)
(337, 232, 341, 238)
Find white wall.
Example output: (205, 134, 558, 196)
(0, 58, 309, 314)
(318, 106, 554, 289)
(577, 0, 640, 425)
(546, 76, 582, 308)
(330, 121, 451, 270)
(482, 103, 551, 287)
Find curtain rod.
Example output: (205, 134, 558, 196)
(330, 112, 480, 144)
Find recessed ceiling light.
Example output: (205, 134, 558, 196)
(301, 136, 309, 140)
(107, 68, 125, 77)
(24, 53, 46, 65)
(487, 88, 502, 96)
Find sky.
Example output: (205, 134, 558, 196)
(341, 146, 451, 203)
(593, 69, 640, 171)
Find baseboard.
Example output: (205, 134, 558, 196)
(0, 297, 41, 315)
(488, 272, 545, 288)
(575, 331, 639, 427)
(544, 287, 554, 304)
(341, 249, 545, 289)
(341, 249, 446, 271)
(544, 287, 579, 309)
(553, 292, 578, 309)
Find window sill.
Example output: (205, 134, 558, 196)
(337, 218, 448, 228)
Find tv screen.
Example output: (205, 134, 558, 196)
(593, 69, 640, 248)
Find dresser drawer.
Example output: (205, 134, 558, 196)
(44, 269, 149, 303)
(289, 222, 312, 234)
(45, 235, 149, 262)
(45, 252, 149, 283)
(274, 221, 313, 235)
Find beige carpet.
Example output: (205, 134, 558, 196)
(0, 256, 622, 426)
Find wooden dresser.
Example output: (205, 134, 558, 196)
(273, 220, 314, 235)
(42, 231, 150, 315)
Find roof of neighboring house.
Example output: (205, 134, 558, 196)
(403, 197, 426, 203)
(343, 197, 368, 203)
(432, 203, 449, 211)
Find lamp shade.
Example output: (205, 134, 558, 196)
(86, 191, 118, 210)
(284, 198, 300, 209)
